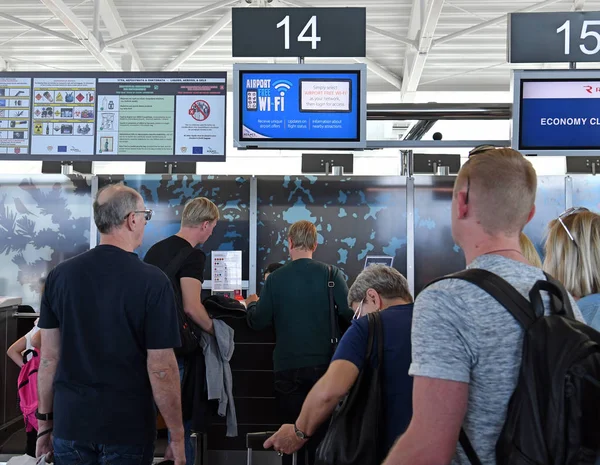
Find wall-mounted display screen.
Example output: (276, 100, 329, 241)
(0, 72, 227, 161)
(513, 70, 600, 156)
(233, 64, 366, 150)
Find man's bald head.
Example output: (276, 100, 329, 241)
(93, 183, 143, 234)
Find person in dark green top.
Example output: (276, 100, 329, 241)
(246, 220, 353, 465)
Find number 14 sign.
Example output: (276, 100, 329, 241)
(509, 11, 600, 63)
(232, 7, 366, 58)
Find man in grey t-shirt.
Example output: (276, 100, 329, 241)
(383, 148, 582, 465)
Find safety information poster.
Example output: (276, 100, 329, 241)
(31, 77, 96, 156)
(240, 71, 360, 141)
(0, 77, 31, 155)
(96, 77, 226, 156)
(0, 72, 227, 160)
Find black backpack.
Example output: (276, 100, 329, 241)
(162, 247, 201, 358)
(427, 269, 600, 465)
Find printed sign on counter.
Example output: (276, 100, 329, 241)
(30, 77, 96, 156)
(211, 250, 243, 294)
(0, 77, 31, 155)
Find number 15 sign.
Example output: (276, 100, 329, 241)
(232, 7, 366, 58)
(509, 11, 600, 63)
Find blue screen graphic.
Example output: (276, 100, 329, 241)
(240, 71, 360, 141)
(520, 82, 600, 149)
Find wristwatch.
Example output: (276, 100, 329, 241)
(35, 410, 53, 421)
(294, 423, 311, 440)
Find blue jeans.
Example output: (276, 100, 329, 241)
(53, 438, 154, 465)
(167, 359, 194, 465)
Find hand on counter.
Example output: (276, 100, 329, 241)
(245, 294, 259, 306)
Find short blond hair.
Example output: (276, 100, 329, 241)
(519, 233, 542, 268)
(288, 220, 317, 251)
(181, 197, 219, 227)
(543, 210, 600, 298)
(455, 148, 537, 235)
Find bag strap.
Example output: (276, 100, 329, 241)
(327, 265, 338, 349)
(459, 429, 483, 465)
(365, 313, 376, 359)
(426, 268, 536, 329)
(533, 272, 576, 319)
(21, 349, 37, 366)
(163, 246, 196, 280)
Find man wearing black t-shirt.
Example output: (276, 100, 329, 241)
(144, 196, 220, 464)
(37, 184, 184, 465)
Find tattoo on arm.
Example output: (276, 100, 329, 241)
(152, 370, 168, 380)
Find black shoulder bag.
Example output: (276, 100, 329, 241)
(327, 265, 339, 353)
(315, 312, 385, 465)
(163, 247, 201, 358)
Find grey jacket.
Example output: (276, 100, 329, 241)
(200, 319, 237, 437)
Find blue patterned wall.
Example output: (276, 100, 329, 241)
(256, 176, 407, 288)
(0, 174, 92, 308)
(414, 175, 567, 293)
(572, 175, 600, 212)
(97, 175, 251, 281)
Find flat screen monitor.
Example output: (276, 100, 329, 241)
(364, 255, 394, 269)
(513, 70, 600, 156)
(0, 72, 227, 161)
(233, 63, 366, 150)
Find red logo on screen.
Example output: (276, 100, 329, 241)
(585, 86, 593, 94)
(583, 85, 600, 94)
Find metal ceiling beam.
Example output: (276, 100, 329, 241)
(163, 10, 232, 71)
(105, 0, 238, 47)
(0, 57, 7, 71)
(572, 0, 586, 10)
(401, 0, 446, 100)
(0, 12, 80, 45)
(278, 0, 402, 89)
(99, 0, 144, 71)
(433, 0, 563, 47)
(354, 57, 402, 90)
(281, 0, 415, 47)
(39, 0, 121, 71)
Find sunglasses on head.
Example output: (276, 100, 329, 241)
(557, 207, 589, 247)
(125, 209, 153, 221)
(464, 145, 506, 204)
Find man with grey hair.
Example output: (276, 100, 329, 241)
(36, 183, 185, 465)
(265, 264, 414, 461)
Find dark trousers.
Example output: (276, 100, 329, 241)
(53, 438, 154, 465)
(274, 365, 330, 465)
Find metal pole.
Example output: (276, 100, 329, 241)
(406, 177, 415, 297)
(89, 175, 99, 249)
(249, 176, 258, 295)
(565, 175, 573, 210)
(298, 57, 305, 64)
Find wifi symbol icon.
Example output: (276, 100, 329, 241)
(273, 80, 293, 96)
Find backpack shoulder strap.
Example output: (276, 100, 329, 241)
(163, 247, 196, 281)
(425, 269, 536, 329)
(327, 265, 338, 348)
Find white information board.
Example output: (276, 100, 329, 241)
(211, 250, 243, 294)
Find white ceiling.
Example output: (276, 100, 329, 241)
(0, 0, 599, 98)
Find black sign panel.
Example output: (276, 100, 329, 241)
(232, 7, 366, 58)
(509, 11, 600, 63)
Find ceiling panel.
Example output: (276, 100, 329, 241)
(0, 0, 598, 93)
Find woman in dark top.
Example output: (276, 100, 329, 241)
(264, 264, 414, 459)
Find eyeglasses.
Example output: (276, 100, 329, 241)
(557, 207, 589, 247)
(353, 298, 365, 320)
(125, 209, 153, 221)
(464, 145, 497, 204)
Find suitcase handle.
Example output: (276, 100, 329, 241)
(246, 431, 277, 449)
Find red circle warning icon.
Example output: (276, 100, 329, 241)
(189, 100, 210, 121)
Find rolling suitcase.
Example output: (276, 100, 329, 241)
(246, 432, 297, 465)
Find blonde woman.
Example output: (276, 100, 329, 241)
(519, 233, 542, 268)
(543, 207, 600, 331)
